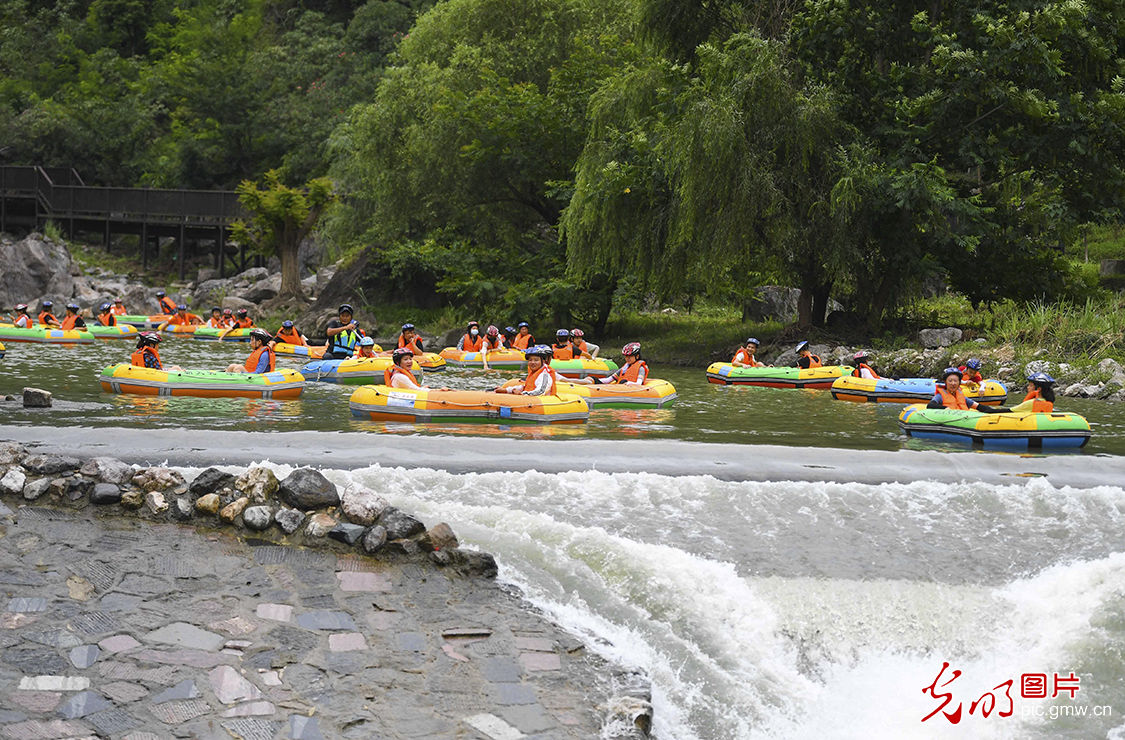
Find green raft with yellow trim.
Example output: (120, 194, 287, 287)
(0, 325, 95, 344)
(705, 362, 852, 389)
(98, 363, 305, 399)
(898, 404, 1091, 449)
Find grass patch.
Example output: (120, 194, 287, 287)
(601, 306, 783, 364)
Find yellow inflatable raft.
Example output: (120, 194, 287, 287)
(274, 342, 328, 359)
(349, 384, 589, 423)
(439, 347, 528, 369)
(499, 378, 677, 408)
(98, 363, 305, 399)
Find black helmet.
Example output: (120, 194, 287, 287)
(155, 290, 166, 297)
(211, 306, 221, 313)
(138, 332, 161, 346)
(392, 347, 414, 364)
(249, 328, 271, 343)
(338, 303, 354, 314)
(100, 302, 111, 312)
(66, 302, 79, 311)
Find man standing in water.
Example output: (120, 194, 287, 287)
(325, 304, 363, 359)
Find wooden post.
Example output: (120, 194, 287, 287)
(178, 223, 186, 281)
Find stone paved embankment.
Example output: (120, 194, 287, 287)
(0, 504, 644, 739)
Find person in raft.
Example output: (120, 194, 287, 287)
(96, 302, 116, 327)
(1010, 372, 1056, 413)
(155, 290, 177, 315)
(234, 308, 254, 328)
(275, 320, 306, 346)
(794, 340, 821, 369)
(494, 345, 558, 396)
(225, 328, 276, 374)
(574, 342, 648, 385)
(958, 358, 984, 385)
(325, 304, 363, 359)
(204, 307, 225, 329)
(397, 323, 424, 354)
(457, 321, 483, 351)
(511, 321, 535, 350)
(550, 329, 577, 360)
(38, 300, 61, 327)
(502, 326, 517, 348)
(161, 304, 202, 331)
(12, 303, 33, 328)
(483, 325, 505, 350)
(384, 348, 450, 391)
(353, 336, 379, 358)
(851, 350, 881, 379)
(732, 338, 764, 368)
(221, 308, 235, 327)
(131, 333, 184, 372)
(927, 367, 1007, 412)
(60, 303, 88, 331)
(569, 328, 596, 358)
(111, 297, 127, 316)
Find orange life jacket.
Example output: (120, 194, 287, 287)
(551, 343, 575, 361)
(60, 314, 81, 330)
(523, 365, 558, 395)
(38, 311, 58, 326)
(236, 318, 254, 329)
(14, 314, 32, 328)
(484, 336, 504, 351)
(277, 327, 305, 346)
(732, 348, 760, 366)
(167, 313, 194, 326)
(852, 363, 881, 379)
(799, 354, 823, 369)
(157, 296, 177, 314)
(616, 360, 648, 384)
(244, 345, 275, 373)
(355, 347, 377, 358)
(513, 333, 534, 350)
(572, 339, 589, 357)
(130, 346, 161, 369)
(111, 304, 127, 315)
(398, 334, 423, 353)
(462, 334, 483, 352)
(936, 385, 969, 410)
(384, 365, 420, 388)
(206, 317, 225, 328)
(958, 366, 984, 383)
(1022, 389, 1053, 413)
(98, 312, 116, 327)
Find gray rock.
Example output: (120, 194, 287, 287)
(234, 266, 270, 284)
(234, 466, 279, 503)
(278, 468, 339, 509)
(239, 274, 281, 303)
(0, 466, 26, 496)
(172, 496, 194, 521)
(22, 387, 52, 407)
(274, 508, 305, 534)
(79, 457, 134, 485)
(361, 525, 387, 554)
(90, 483, 121, 505)
(57, 690, 112, 719)
(742, 286, 843, 324)
(377, 508, 426, 540)
(146, 622, 225, 651)
(243, 506, 273, 531)
(188, 467, 236, 498)
(131, 467, 185, 492)
(22, 454, 81, 475)
(221, 296, 256, 312)
(66, 476, 93, 501)
(327, 522, 366, 545)
(22, 477, 51, 501)
(151, 679, 200, 704)
(197, 267, 220, 283)
(465, 551, 499, 579)
(304, 512, 337, 537)
(0, 235, 78, 313)
(0, 442, 26, 466)
(422, 523, 459, 551)
(294, 610, 357, 631)
(68, 645, 100, 669)
(917, 327, 963, 348)
(145, 491, 169, 514)
(340, 487, 389, 526)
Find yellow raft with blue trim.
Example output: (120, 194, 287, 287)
(831, 376, 1008, 405)
(349, 384, 589, 423)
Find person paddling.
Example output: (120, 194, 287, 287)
(324, 304, 363, 359)
(732, 338, 764, 368)
(494, 345, 558, 396)
(225, 329, 276, 374)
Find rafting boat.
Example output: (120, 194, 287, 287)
(0, 342, 5, 358)
(705, 363, 852, 389)
(349, 384, 589, 423)
(191, 327, 253, 342)
(831, 376, 1008, 405)
(898, 404, 1091, 449)
(439, 348, 528, 369)
(274, 342, 328, 359)
(0, 325, 95, 344)
(414, 352, 447, 371)
(552, 358, 620, 379)
(300, 357, 420, 384)
(115, 314, 172, 329)
(87, 325, 140, 339)
(160, 324, 202, 336)
(98, 363, 304, 399)
(500, 378, 677, 408)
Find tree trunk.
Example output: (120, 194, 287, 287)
(593, 279, 616, 336)
(278, 237, 303, 299)
(811, 281, 832, 327)
(796, 286, 813, 330)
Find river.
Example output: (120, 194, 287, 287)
(2, 338, 1124, 738)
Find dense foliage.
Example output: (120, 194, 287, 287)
(5, 0, 1125, 328)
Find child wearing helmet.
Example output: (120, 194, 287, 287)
(111, 298, 127, 316)
(851, 351, 881, 379)
(275, 320, 306, 346)
(495, 345, 558, 395)
(131, 333, 184, 372)
(234, 308, 254, 329)
(512, 322, 535, 350)
(483, 325, 504, 351)
(732, 338, 764, 368)
(927, 368, 1007, 412)
(1010, 373, 1056, 413)
(569, 328, 597, 358)
(353, 336, 379, 358)
(60, 303, 88, 331)
(97, 302, 117, 327)
(162, 304, 202, 329)
(550, 329, 576, 360)
(398, 323, 424, 354)
(794, 341, 822, 369)
(577, 342, 647, 385)
(12, 304, 33, 329)
(225, 329, 276, 373)
(957, 358, 984, 384)
(155, 290, 177, 315)
(38, 301, 60, 328)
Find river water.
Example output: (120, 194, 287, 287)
(3, 339, 1125, 738)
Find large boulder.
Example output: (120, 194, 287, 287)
(340, 487, 390, 526)
(0, 235, 77, 309)
(278, 468, 340, 509)
(917, 327, 963, 348)
(742, 286, 843, 324)
(221, 296, 256, 312)
(238, 274, 281, 303)
(192, 278, 233, 308)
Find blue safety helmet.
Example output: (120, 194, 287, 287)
(100, 302, 111, 311)
(155, 290, 166, 297)
(796, 340, 810, 354)
(358, 336, 375, 346)
(211, 306, 221, 313)
(518, 322, 529, 329)
(282, 320, 294, 328)
(504, 326, 516, 334)
(942, 367, 963, 380)
(1027, 372, 1056, 385)
(177, 304, 187, 311)
(966, 358, 982, 370)
(526, 344, 553, 359)
(401, 323, 415, 331)
(66, 302, 79, 311)
(746, 337, 760, 347)
(42, 300, 53, 308)
(556, 329, 570, 338)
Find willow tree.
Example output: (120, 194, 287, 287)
(231, 170, 335, 299)
(563, 33, 857, 326)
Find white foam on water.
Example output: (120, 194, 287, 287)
(198, 462, 1125, 739)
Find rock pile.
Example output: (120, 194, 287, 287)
(0, 442, 495, 578)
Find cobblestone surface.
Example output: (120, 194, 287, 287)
(0, 507, 612, 738)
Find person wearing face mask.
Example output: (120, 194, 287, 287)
(458, 321, 484, 352)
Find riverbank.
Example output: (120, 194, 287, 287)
(0, 442, 652, 738)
